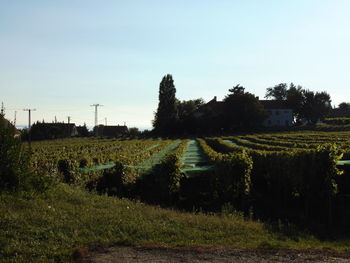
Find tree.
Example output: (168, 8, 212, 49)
(265, 83, 288, 100)
(286, 83, 304, 122)
(177, 98, 204, 133)
(229, 84, 245, 95)
(77, 123, 89, 137)
(224, 85, 266, 130)
(301, 90, 332, 123)
(128, 127, 141, 137)
(153, 74, 179, 135)
(338, 102, 350, 110)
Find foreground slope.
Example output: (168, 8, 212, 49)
(1, 184, 350, 262)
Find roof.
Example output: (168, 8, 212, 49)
(259, 100, 291, 110)
(197, 97, 225, 115)
(42, 123, 76, 128)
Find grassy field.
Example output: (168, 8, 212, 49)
(1, 183, 350, 262)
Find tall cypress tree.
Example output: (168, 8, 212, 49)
(153, 74, 178, 135)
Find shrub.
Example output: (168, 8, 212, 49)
(0, 116, 50, 192)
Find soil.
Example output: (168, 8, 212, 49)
(76, 246, 350, 263)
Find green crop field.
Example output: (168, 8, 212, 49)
(2, 132, 350, 261)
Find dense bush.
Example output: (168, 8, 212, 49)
(324, 118, 350, 125)
(138, 141, 187, 205)
(0, 117, 50, 192)
(204, 136, 344, 225)
(198, 138, 253, 209)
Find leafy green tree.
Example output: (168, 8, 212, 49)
(177, 98, 204, 133)
(153, 74, 179, 135)
(77, 123, 90, 137)
(229, 84, 245, 95)
(286, 83, 304, 122)
(224, 85, 266, 130)
(128, 127, 141, 137)
(301, 90, 332, 123)
(265, 83, 288, 100)
(338, 102, 350, 110)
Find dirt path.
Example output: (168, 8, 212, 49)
(79, 246, 350, 263)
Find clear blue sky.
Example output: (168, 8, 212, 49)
(1, 0, 350, 129)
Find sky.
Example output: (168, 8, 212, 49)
(1, 0, 350, 129)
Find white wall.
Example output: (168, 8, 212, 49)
(263, 109, 293, 127)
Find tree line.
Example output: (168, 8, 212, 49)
(265, 83, 332, 124)
(153, 75, 337, 135)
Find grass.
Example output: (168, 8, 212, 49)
(1, 184, 350, 262)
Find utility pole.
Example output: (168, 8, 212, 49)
(23, 108, 36, 147)
(67, 116, 71, 137)
(90, 104, 103, 136)
(105, 117, 107, 126)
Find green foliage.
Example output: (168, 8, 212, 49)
(266, 83, 332, 124)
(205, 133, 345, 224)
(128, 127, 141, 137)
(94, 161, 134, 196)
(286, 83, 304, 121)
(198, 138, 253, 206)
(176, 98, 204, 133)
(153, 74, 179, 134)
(30, 121, 75, 140)
(4, 183, 348, 262)
(265, 83, 288, 100)
(0, 116, 50, 192)
(224, 85, 266, 129)
(301, 90, 332, 123)
(338, 102, 350, 110)
(324, 118, 350, 125)
(138, 140, 187, 205)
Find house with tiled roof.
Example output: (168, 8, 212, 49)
(30, 122, 78, 140)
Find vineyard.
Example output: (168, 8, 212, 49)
(29, 131, 350, 228)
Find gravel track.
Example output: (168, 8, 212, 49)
(79, 246, 350, 263)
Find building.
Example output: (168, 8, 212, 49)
(193, 96, 224, 118)
(259, 100, 293, 127)
(195, 97, 294, 128)
(30, 122, 78, 140)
